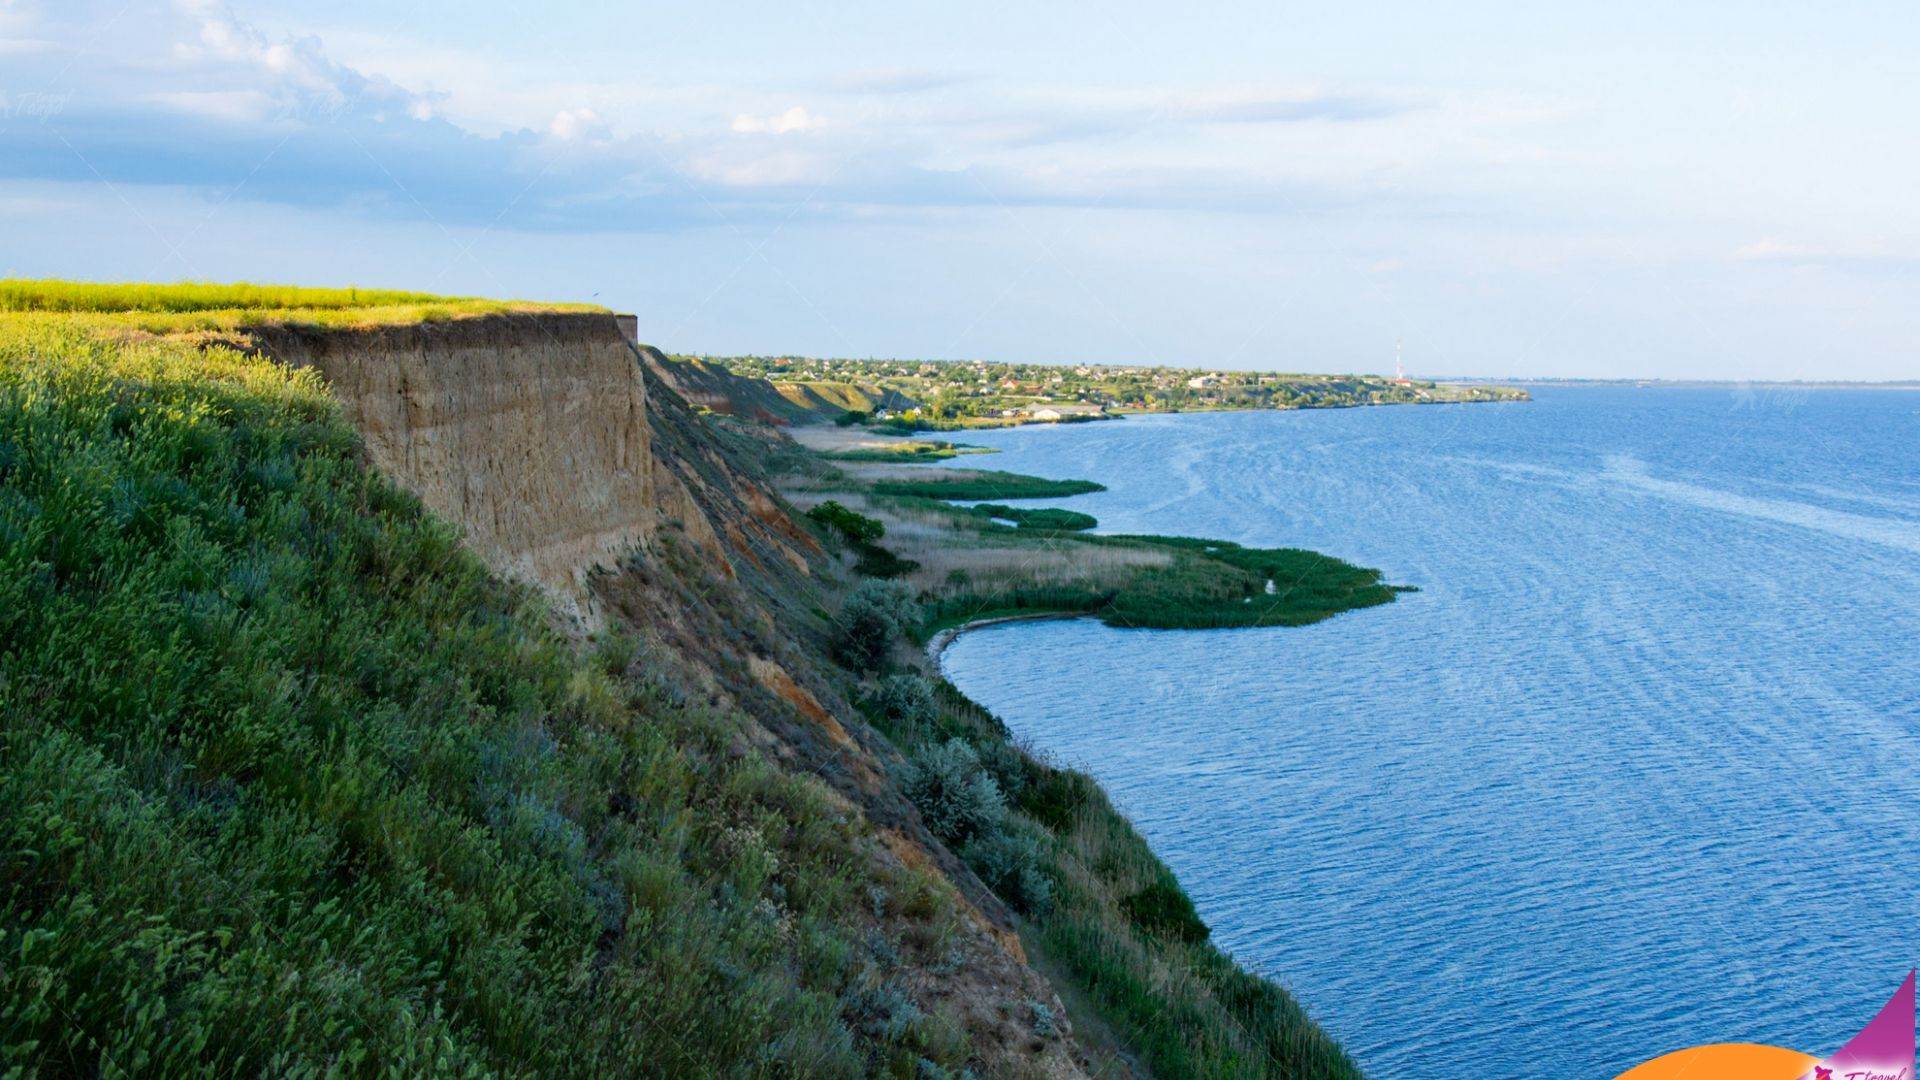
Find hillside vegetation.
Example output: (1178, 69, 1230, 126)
(0, 305, 999, 1075)
(3, 283, 1369, 1079)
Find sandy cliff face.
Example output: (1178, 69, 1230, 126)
(260, 314, 653, 623)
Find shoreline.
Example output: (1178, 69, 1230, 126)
(925, 612, 1087, 667)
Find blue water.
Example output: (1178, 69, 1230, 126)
(936, 388, 1920, 1077)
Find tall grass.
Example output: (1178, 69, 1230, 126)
(0, 314, 966, 1074)
(0, 280, 606, 335)
(0, 279, 475, 313)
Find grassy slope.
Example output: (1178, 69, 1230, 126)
(5, 282, 1371, 1078)
(0, 303, 984, 1075)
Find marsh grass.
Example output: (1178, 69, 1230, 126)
(824, 440, 986, 463)
(969, 504, 1098, 531)
(872, 470, 1106, 501)
(916, 531, 1396, 636)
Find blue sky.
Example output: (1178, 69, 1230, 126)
(1, 1, 1915, 379)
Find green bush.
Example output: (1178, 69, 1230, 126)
(834, 580, 918, 670)
(851, 542, 919, 580)
(873, 674, 937, 727)
(1018, 767, 1094, 832)
(962, 826, 1053, 916)
(899, 739, 1004, 846)
(1120, 876, 1211, 944)
(807, 499, 885, 544)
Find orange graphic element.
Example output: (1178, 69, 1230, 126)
(1616, 1043, 1816, 1080)
(1616, 969, 1914, 1079)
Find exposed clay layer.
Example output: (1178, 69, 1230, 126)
(259, 314, 653, 623)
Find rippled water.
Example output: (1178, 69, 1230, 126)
(937, 388, 1920, 1077)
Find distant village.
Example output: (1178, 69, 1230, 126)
(704, 355, 1525, 426)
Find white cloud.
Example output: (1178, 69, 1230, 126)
(547, 107, 606, 141)
(148, 89, 272, 124)
(686, 147, 834, 188)
(1735, 239, 1799, 261)
(824, 68, 963, 95)
(1735, 239, 1920, 275)
(0, 0, 49, 52)
(730, 105, 823, 135)
(169, 0, 436, 122)
(0, 192, 79, 216)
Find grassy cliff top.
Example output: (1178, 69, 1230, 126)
(0, 279, 606, 334)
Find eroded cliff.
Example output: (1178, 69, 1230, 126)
(259, 314, 654, 624)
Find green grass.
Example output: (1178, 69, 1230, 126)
(872, 470, 1106, 501)
(969, 504, 1098, 531)
(0, 313, 970, 1074)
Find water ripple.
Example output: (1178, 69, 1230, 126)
(940, 388, 1920, 1078)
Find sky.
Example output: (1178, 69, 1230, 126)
(1, 1, 1915, 380)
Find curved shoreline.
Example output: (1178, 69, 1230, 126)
(925, 611, 1087, 667)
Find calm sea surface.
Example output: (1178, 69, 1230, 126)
(937, 387, 1920, 1077)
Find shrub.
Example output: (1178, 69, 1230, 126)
(841, 982, 924, 1043)
(852, 543, 919, 580)
(874, 674, 937, 727)
(833, 409, 869, 427)
(900, 739, 1003, 845)
(1017, 767, 1093, 832)
(834, 580, 918, 670)
(1120, 876, 1210, 944)
(1028, 999, 1060, 1039)
(807, 500, 884, 544)
(963, 827, 1054, 916)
